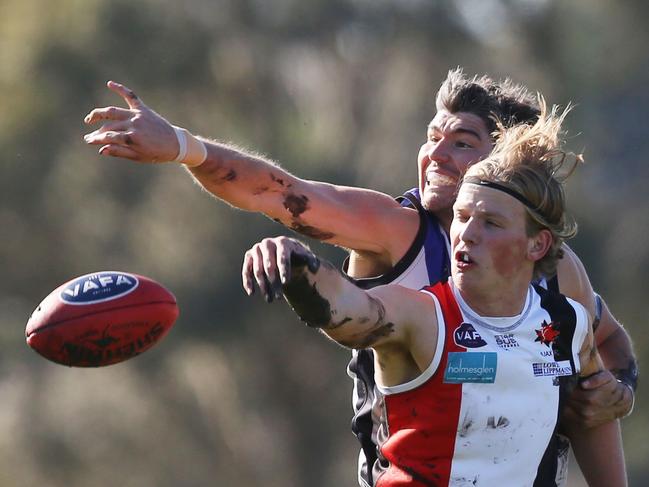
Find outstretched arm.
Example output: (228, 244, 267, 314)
(556, 245, 637, 427)
(83, 82, 419, 258)
(241, 236, 439, 385)
(242, 236, 403, 348)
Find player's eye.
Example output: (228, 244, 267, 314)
(455, 141, 474, 149)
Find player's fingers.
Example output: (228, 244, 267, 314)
(107, 80, 144, 110)
(84, 106, 133, 125)
(241, 251, 255, 296)
(579, 369, 615, 390)
(259, 239, 278, 280)
(614, 384, 634, 418)
(276, 241, 293, 284)
(97, 144, 140, 160)
(251, 245, 272, 302)
(259, 239, 283, 300)
(83, 121, 130, 141)
(85, 130, 137, 147)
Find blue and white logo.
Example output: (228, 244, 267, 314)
(532, 360, 573, 378)
(453, 322, 487, 348)
(444, 352, 498, 384)
(60, 272, 139, 305)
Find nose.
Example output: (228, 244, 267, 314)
(427, 139, 451, 165)
(458, 217, 480, 245)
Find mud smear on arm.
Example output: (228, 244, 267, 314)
(334, 296, 395, 349)
(282, 270, 332, 328)
(282, 193, 336, 240)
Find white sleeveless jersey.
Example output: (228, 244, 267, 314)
(371, 281, 588, 486)
(347, 189, 573, 486)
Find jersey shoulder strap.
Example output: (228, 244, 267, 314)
(342, 188, 446, 289)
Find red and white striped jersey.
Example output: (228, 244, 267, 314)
(373, 280, 588, 487)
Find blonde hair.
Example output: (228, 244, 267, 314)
(462, 98, 582, 279)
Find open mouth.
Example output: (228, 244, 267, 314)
(425, 170, 458, 188)
(455, 250, 474, 265)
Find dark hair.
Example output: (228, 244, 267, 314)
(436, 68, 541, 136)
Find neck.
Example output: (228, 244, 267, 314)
(435, 208, 453, 233)
(456, 274, 532, 317)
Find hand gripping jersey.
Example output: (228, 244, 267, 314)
(345, 189, 451, 486)
(375, 281, 588, 487)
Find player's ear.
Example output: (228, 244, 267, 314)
(528, 229, 552, 262)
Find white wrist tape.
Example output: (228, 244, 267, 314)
(172, 126, 207, 167)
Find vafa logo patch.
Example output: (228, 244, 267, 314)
(59, 272, 139, 305)
(453, 322, 487, 348)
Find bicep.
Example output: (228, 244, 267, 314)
(287, 181, 419, 254)
(555, 244, 596, 317)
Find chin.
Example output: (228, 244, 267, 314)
(451, 272, 481, 294)
(421, 191, 455, 213)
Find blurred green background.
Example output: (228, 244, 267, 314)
(1, 0, 647, 485)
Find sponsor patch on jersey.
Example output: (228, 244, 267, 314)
(60, 272, 139, 305)
(494, 333, 519, 349)
(444, 352, 497, 384)
(453, 322, 487, 348)
(532, 360, 573, 377)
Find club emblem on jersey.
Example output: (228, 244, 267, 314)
(535, 320, 560, 347)
(453, 322, 487, 348)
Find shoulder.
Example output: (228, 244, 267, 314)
(346, 188, 429, 279)
(553, 244, 596, 317)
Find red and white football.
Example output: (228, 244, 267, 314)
(25, 271, 179, 367)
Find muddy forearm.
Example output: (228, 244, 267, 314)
(281, 255, 392, 349)
(187, 140, 295, 214)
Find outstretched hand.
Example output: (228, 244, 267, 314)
(84, 81, 179, 162)
(241, 236, 320, 303)
(563, 369, 634, 428)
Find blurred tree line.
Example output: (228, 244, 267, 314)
(1, 0, 647, 485)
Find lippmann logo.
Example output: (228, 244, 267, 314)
(60, 272, 139, 305)
(532, 360, 573, 378)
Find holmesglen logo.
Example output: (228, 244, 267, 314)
(60, 272, 139, 305)
(444, 352, 498, 384)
